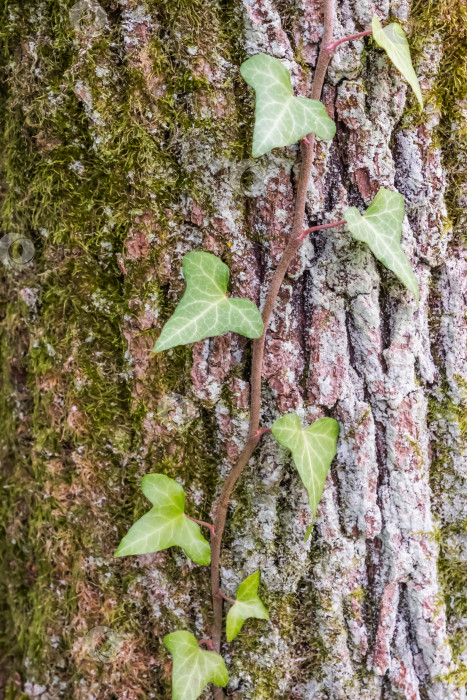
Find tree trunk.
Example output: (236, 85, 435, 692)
(1, 1, 466, 699)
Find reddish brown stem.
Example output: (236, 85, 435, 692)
(211, 433, 262, 647)
(325, 29, 372, 52)
(185, 515, 216, 537)
(299, 219, 346, 240)
(217, 590, 237, 606)
(210, 2, 336, 696)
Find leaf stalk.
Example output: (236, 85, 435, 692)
(184, 515, 216, 537)
(217, 590, 237, 606)
(325, 29, 372, 52)
(299, 219, 347, 240)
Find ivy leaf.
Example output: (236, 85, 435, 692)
(271, 414, 339, 539)
(240, 54, 336, 157)
(154, 252, 263, 352)
(114, 474, 211, 565)
(372, 16, 423, 108)
(343, 187, 419, 303)
(226, 571, 269, 642)
(164, 631, 228, 700)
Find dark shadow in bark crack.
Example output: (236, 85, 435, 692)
(377, 268, 394, 360)
(396, 582, 431, 698)
(345, 308, 372, 403)
(364, 417, 389, 648)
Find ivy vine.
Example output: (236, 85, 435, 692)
(113, 6, 423, 698)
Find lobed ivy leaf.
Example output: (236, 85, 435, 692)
(164, 631, 228, 700)
(154, 251, 263, 352)
(343, 187, 419, 303)
(240, 53, 336, 158)
(372, 16, 423, 108)
(271, 414, 339, 539)
(114, 474, 211, 565)
(226, 571, 269, 642)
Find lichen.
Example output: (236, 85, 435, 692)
(406, 0, 467, 677)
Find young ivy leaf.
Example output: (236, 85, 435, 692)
(271, 414, 339, 540)
(154, 252, 263, 352)
(240, 54, 336, 158)
(114, 474, 211, 565)
(164, 631, 228, 700)
(226, 571, 269, 642)
(372, 16, 423, 108)
(343, 187, 419, 304)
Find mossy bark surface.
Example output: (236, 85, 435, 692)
(0, 1, 466, 698)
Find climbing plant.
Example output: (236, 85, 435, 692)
(114, 6, 423, 698)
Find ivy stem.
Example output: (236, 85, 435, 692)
(184, 515, 216, 537)
(325, 29, 372, 52)
(299, 219, 346, 240)
(210, 1, 335, 696)
(216, 590, 237, 606)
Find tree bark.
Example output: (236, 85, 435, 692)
(0, 1, 466, 699)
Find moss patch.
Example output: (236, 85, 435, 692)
(411, 0, 467, 239)
(0, 0, 245, 697)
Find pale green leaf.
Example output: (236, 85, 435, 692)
(154, 252, 263, 352)
(114, 474, 211, 565)
(271, 414, 339, 539)
(372, 16, 423, 108)
(240, 54, 336, 157)
(343, 187, 419, 303)
(226, 571, 269, 642)
(164, 631, 228, 700)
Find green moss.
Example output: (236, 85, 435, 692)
(428, 379, 467, 492)
(410, 0, 467, 240)
(349, 584, 365, 605)
(0, 0, 244, 696)
(4, 689, 30, 700)
(439, 547, 467, 618)
(427, 376, 467, 672)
